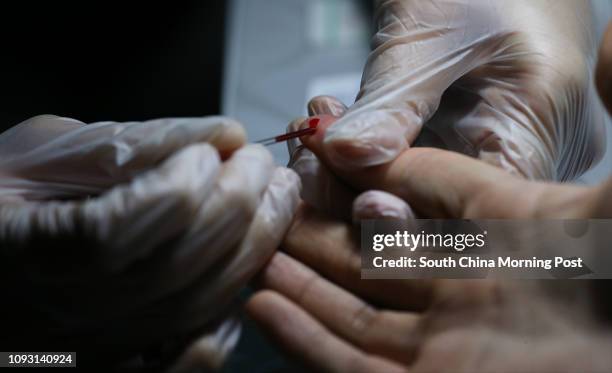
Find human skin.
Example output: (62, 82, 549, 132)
(246, 132, 612, 372)
(245, 21, 612, 373)
(246, 207, 612, 372)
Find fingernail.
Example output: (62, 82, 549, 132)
(324, 112, 409, 168)
(308, 96, 347, 117)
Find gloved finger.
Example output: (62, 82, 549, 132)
(1, 116, 246, 199)
(308, 95, 348, 117)
(287, 94, 347, 159)
(0, 115, 85, 157)
(80, 143, 223, 272)
(352, 190, 415, 223)
(15, 145, 278, 330)
(1, 143, 221, 285)
(288, 97, 355, 219)
(596, 21, 612, 114)
(287, 93, 347, 157)
(289, 145, 355, 220)
(156, 167, 301, 335)
(91, 145, 277, 314)
(152, 145, 275, 293)
(321, 1, 509, 170)
(184, 167, 301, 305)
(286, 117, 308, 158)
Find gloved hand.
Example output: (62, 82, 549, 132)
(0, 115, 301, 370)
(317, 0, 607, 181)
(289, 98, 413, 221)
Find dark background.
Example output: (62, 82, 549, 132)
(0, 1, 226, 132)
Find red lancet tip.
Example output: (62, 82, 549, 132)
(309, 118, 320, 129)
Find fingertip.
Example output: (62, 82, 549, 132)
(322, 111, 411, 169)
(299, 115, 338, 158)
(231, 143, 274, 166)
(245, 290, 285, 322)
(307, 95, 349, 117)
(212, 119, 247, 159)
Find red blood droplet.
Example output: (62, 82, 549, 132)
(309, 118, 320, 129)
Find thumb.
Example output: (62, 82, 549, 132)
(320, 1, 510, 169)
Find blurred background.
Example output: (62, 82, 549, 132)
(0, 0, 610, 370)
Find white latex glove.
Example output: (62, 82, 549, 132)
(289, 97, 414, 221)
(319, 0, 607, 181)
(0, 115, 301, 370)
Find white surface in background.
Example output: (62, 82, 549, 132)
(306, 72, 362, 110)
(307, 0, 370, 49)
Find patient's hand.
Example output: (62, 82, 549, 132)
(246, 207, 612, 372)
(298, 116, 607, 219)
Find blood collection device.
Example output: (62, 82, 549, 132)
(255, 118, 319, 146)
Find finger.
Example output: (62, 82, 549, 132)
(80, 143, 222, 270)
(284, 206, 435, 310)
(308, 95, 348, 117)
(288, 114, 356, 219)
(0, 115, 85, 157)
(289, 145, 356, 219)
(306, 123, 600, 219)
(162, 167, 302, 331)
(51, 145, 279, 336)
(259, 252, 421, 365)
(3, 116, 246, 198)
(1, 143, 222, 302)
(596, 21, 612, 114)
(286, 117, 307, 157)
(320, 1, 509, 170)
(352, 190, 415, 222)
(302, 119, 521, 218)
(0, 143, 225, 358)
(306, 99, 408, 221)
(83, 116, 246, 163)
(117, 167, 300, 349)
(160, 145, 276, 293)
(247, 290, 407, 373)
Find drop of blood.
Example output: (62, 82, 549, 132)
(309, 118, 320, 129)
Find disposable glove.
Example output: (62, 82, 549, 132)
(289, 97, 413, 221)
(0, 115, 301, 370)
(319, 0, 607, 181)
